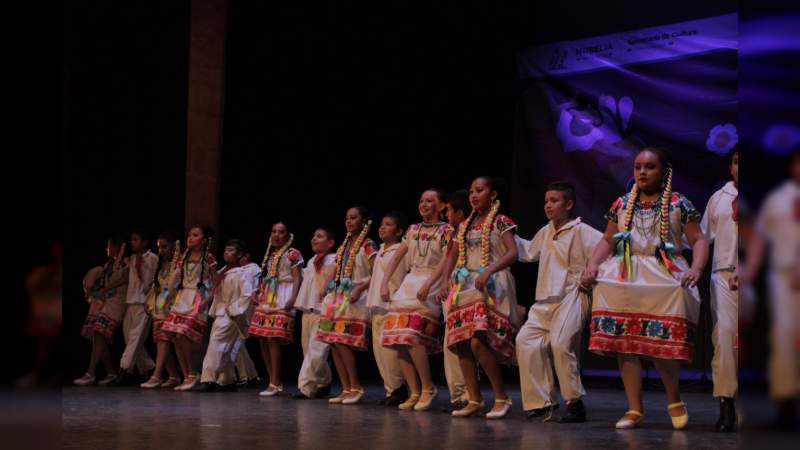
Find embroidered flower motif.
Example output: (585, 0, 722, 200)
(600, 316, 617, 334)
(349, 322, 363, 336)
(408, 314, 424, 331)
(385, 315, 397, 329)
(646, 320, 664, 338)
(335, 321, 346, 333)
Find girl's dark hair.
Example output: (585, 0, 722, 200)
(157, 231, 175, 244)
(383, 211, 409, 233)
(272, 221, 291, 233)
(108, 234, 127, 246)
(475, 176, 509, 203)
(225, 239, 248, 254)
(348, 206, 372, 222)
(637, 146, 673, 168)
(180, 224, 215, 291)
(424, 188, 449, 204)
(448, 189, 470, 216)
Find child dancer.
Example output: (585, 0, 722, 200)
(161, 225, 215, 391)
(514, 182, 602, 422)
(114, 229, 158, 385)
(436, 189, 470, 411)
(74, 236, 128, 386)
(581, 147, 708, 430)
(141, 233, 181, 388)
(366, 211, 409, 406)
(293, 228, 337, 399)
(381, 192, 451, 411)
(248, 222, 304, 397)
(198, 239, 253, 391)
(700, 147, 739, 432)
(317, 206, 378, 405)
(442, 177, 520, 419)
(232, 250, 262, 387)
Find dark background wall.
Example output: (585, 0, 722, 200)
(61, 1, 738, 383)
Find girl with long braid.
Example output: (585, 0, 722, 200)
(248, 222, 304, 397)
(161, 225, 216, 391)
(317, 206, 378, 405)
(581, 147, 708, 430)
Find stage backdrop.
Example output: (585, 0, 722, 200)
(511, 13, 737, 375)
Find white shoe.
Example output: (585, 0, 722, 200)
(485, 398, 512, 419)
(140, 377, 163, 389)
(73, 373, 96, 386)
(615, 410, 645, 429)
(668, 402, 689, 430)
(328, 390, 351, 404)
(452, 400, 485, 417)
(97, 374, 118, 386)
(341, 388, 365, 405)
(259, 384, 283, 397)
(174, 374, 199, 391)
(160, 377, 181, 388)
(414, 387, 439, 411)
(398, 393, 420, 410)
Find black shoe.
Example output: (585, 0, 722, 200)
(193, 382, 220, 393)
(218, 383, 237, 392)
(312, 384, 332, 399)
(237, 377, 263, 389)
(292, 390, 312, 399)
(106, 370, 133, 387)
(773, 398, 798, 432)
(525, 404, 559, 421)
(715, 397, 737, 432)
(384, 388, 407, 407)
(559, 400, 587, 423)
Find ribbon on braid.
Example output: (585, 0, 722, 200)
(655, 166, 682, 274)
(615, 185, 638, 281)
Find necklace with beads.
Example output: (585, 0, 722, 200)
(414, 221, 445, 259)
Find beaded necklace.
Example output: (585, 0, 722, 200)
(445, 200, 500, 308)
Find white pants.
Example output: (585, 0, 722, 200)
(711, 271, 738, 398)
(516, 290, 588, 411)
(443, 319, 467, 403)
(233, 343, 258, 382)
(120, 304, 155, 373)
(371, 312, 405, 395)
(201, 316, 239, 385)
(768, 270, 800, 399)
(297, 312, 333, 396)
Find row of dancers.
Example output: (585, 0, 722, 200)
(75, 146, 741, 431)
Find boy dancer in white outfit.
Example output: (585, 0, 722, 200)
(515, 182, 602, 422)
(197, 239, 254, 391)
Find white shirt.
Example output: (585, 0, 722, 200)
(701, 181, 738, 272)
(516, 217, 602, 301)
(366, 242, 406, 311)
(294, 253, 336, 313)
(240, 262, 262, 300)
(208, 266, 254, 318)
(756, 180, 800, 271)
(125, 250, 158, 304)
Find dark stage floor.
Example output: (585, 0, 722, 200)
(61, 383, 759, 450)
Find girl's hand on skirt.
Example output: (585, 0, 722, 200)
(681, 268, 701, 287)
(416, 283, 431, 302)
(380, 283, 391, 302)
(728, 269, 739, 291)
(474, 271, 490, 291)
(580, 266, 598, 289)
(434, 287, 447, 303)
